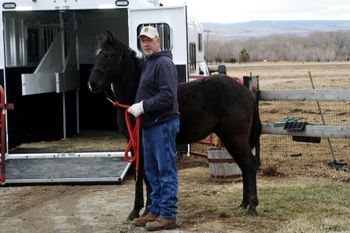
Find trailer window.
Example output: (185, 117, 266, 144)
(189, 43, 196, 74)
(137, 23, 171, 51)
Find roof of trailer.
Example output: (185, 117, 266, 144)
(1, 0, 161, 11)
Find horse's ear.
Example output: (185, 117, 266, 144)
(106, 31, 115, 43)
(96, 31, 115, 48)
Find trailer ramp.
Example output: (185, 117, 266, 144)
(1, 152, 131, 184)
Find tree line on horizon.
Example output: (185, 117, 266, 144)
(205, 30, 350, 63)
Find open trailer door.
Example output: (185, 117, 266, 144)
(129, 5, 188, 82)
(0, 5, 131, 185)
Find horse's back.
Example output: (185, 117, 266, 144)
(178, 75, 253, 113)
(177, 75, 255, 144)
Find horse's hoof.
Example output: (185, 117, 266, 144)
(127, 210, 140, 221)
(239, 202, 248, 209)
(141, 208, 150, 217)
(247, 208, 258, 216)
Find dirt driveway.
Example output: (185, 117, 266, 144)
(0, 177, 156, 233)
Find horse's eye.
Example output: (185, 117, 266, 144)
(105, 56, 112, 60)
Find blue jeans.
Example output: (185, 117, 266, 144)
(142, 117, 180, 219)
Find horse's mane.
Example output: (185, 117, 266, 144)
(96, 31, 142, 71)
(127, 47, 143, 71)
(106, 31, 143, 71)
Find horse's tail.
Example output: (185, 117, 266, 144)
(249, 100, 262, 166)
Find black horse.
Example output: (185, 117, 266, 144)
(88, 31, 262, 219)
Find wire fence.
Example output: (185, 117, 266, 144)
(259, 70, 350, 174)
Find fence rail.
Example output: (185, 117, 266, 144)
(262, 124, 350, 139)
(259, 88, 350, 138)
(260, 89, 350, 101)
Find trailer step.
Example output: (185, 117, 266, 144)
(1, 152, 131, 184)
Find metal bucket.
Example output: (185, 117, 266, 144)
(207, 149, 241, 181)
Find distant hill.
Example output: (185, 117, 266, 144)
(203, 20, 350, 40)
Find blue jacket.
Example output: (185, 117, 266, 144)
(135, 50, 179, 128)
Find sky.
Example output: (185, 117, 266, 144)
(160, 0, 350, 23)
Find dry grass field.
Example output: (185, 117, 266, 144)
(223, 61, 350, 90)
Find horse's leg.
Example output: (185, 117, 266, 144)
(216, 132, 259, 215)
(240, 154, 258, 215)
(127, 160, 144, 220)
(127, 147, 152, 220)
(139, 138, 151, 217)
(142, 172, 151, 216)
(254, 141, 261, 167)
(250, 107, 262, 168)
(121, 124, 143, 220)
(231, 145, 258, 215)
(240, 171, 249, 209)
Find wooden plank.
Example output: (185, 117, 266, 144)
(262, 124, 350, 139)
(260, 89, 350, 101)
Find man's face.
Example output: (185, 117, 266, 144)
(140, 36, 161, 56)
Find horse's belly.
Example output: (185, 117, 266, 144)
(176, 118, 212, 144)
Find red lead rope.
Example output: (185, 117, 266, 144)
(112, 101, 141, 171)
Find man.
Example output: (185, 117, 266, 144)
(128, 25, 180, 231)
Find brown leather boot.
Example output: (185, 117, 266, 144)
(145, 217, 177, 231)
(132, 213, 157, 227)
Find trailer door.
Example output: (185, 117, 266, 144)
(129, 6, 188, 82)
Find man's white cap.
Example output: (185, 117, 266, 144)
(138, 26, 159, 39)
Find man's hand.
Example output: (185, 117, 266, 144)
(128, 101, 144, 118)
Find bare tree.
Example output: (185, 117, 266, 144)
(205, 30, 350, 62)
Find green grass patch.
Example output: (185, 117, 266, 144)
(178, 175, 350, 232)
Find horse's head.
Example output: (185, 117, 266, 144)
(88, 31, 124, 93)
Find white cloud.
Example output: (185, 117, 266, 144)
(330, 4, 350, 11)
(160, 0, 350, 23)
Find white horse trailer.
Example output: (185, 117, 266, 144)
(188, 18, 210, 77)
(0, 0, 197, 184)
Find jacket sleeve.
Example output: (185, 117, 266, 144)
(142, 59, 178, 113)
